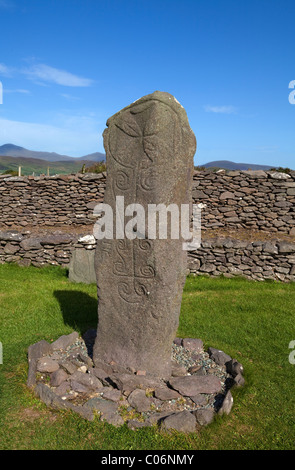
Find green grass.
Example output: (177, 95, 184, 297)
(0, 264, 294, 450)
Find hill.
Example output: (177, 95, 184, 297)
(0, 144, 105, 162)
(79, 152, 105, 162)
(200, 160, 278, 171)
(0, 155, 91, 176)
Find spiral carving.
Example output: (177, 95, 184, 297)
(115, 170, 130, 191)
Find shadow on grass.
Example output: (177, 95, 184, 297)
(54, 290, 98, 336)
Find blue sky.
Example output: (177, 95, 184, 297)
(0, 0, 294, 168)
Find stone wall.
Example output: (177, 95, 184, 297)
(1, 229, 295, 283)
(0, 173, 106, 228)
(0, 169, 295, 234)
(1, 169, 295, 282)
(0, 230, 96, 268)
(188, 238, 295, 283)
(193, 169, 295, 235)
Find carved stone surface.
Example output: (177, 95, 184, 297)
(93, 91, 196, 377)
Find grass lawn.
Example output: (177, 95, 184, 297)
(0, 263, 294, 450)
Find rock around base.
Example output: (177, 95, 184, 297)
(27, 330, 244, 434)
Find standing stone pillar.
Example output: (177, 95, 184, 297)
(93, 91, 196, 377)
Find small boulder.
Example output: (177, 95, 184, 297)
(194, 408, 215, 426)
(169, 375, 222, 396)
(51, 332, 79, 351)
(154, 386, 181, 401)
(218, 390, 234, 415)
(50, 368, 69, 387)
(208, 347, 232, 366)
(160, 410, 196, 433)
(182, 338, 203, 352)
(127, 389, 152, 413)
(37, 357, 60, 373)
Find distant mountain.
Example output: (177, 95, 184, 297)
(200, 160, 278, 171)
(0, 155, 91, 176)
(0, 145, 283, 171)
(0, 144, 105, 162)
(79, 152, 105, 162)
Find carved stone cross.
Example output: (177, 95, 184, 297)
(93, 91, 196, 377)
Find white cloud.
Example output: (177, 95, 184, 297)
(4, 88, 30, 94)
(204, 105, 237, 114)
(23, 64, 94, 87)
(0, 116, 103, 157)
(60, 93, 80, 101)
(0, 63, 14, 77)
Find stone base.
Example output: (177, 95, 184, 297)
(26, 331, 244, 433)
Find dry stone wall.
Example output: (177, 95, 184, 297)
(0, 169, 295, 282)
(188, 238, 295, 283)
(193, 169, 295, 235)
(0, 173, 106, 228)
(0, 230, 96, 268)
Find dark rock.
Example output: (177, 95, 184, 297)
(4, 243, 19, 254)
(20, 238, 42, 251)
(208, 347, 232, 366)
(0, 231, 23, 242)
(37, 357, 60, 373)
(84, 397, 117, 414)
(160, 410, 196, 433)
(70, 380, 90, 394)
(40, 234, 75, 245)
(171, 362, 187, 377)
(67, 403, 94, 421)
(101, 413, 125, 427)
(233, 373, 245, 387)
(54, 381, 71, 397)
(146, 411, 175, 425)
(154, 386, 181, 401)
(127, 420, 150, 429)
(220, 191, 235, 200)
(190, 394, 208, 406)
(51, 332, 79, 351)
(127, 389, 152, 412)
(91, 360, 114, 376)
(182, 338, 203, 352)
(59, 360, 78, 375)
(173, 337, 183, 346)
(169, 375, 222, 396)
(109, 373, 162, 395)
(83, 397, 124, 426)
(193, 408, 215, 426)
(78, 352, 93, 367)
(226, 359, 244, 377)
(27, 340, 53, 387)
(50, 368, 69, 387)
(188, 364, 202, 374)
(278, 242, 295, 254)
(218, 390, 234, 415)
(34, 383, 69, 410)
(263, 242, 278, 254)
(101, 388, 122, 402)
(28, 340, 53, 362)
(70, 370, 103, 391)
(89, 367, 110, 386)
